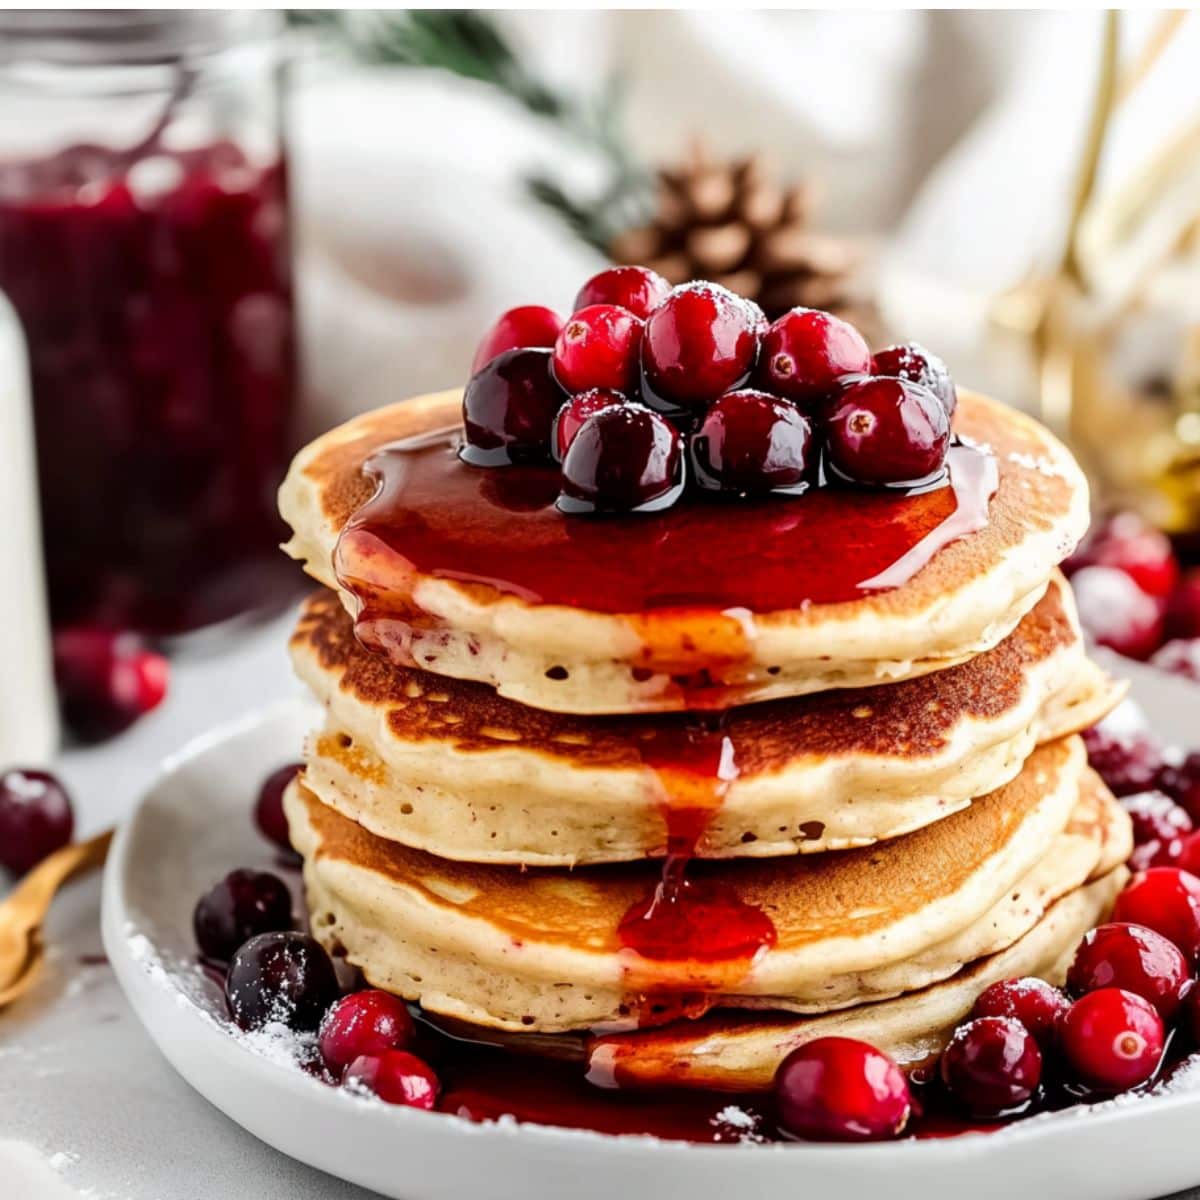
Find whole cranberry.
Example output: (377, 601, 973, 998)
(826, 377, 951, 486)
(53, 627, 169, 743)
(1067, 513, 1179, 599)
(1083, 724, 1165, 797)
(871, 342, 957, 419)
(1166, 569, 1200, 640)
(225, 931, 340, 1032)
(1173, 831, 1200, 877)
(552, 388, 626, 462)
(343, 1050, 440, 1110)
(939, 1017, 1042, 1116)
(255, 763, 303, 854)
(1112, 867, 1200, 961)
(641, 283, 763, 409)
(690, 389, 815, 495)
(1072, 566, 1165, 660)
(1129, 837, 1184, 873)
(552, 304, 642, 394)
(0, 769, 74, 875)
(193, 869, 293, 962)
(471, 305, 564, 373)
(1122, 790, 1193, 845)
(1158, 753, 1200, 821)
(460, 347, 564, 466)
(1066, 923, 1189, 1020)
(319, 989, 416, 1078)
(558, 405, 683, 514)
(1151, 639, 1200, 682)
(574, 266, 670, 320)
(757, 308, 871, 409)
(773, 1037, 911, 1142)
(970, 977, 1067, 1046)
(1059, 988, 1164, 1092)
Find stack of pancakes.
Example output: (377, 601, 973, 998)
(278, 388, 1131, 1091)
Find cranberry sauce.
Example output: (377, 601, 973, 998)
(0, 141, 297, 634)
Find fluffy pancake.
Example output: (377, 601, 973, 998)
(286, 739, 1130, 1033)
(293, 576, 1122, 864)
(279, 388, 1089, 715)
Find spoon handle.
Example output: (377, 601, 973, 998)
(0, 829, 114, 923)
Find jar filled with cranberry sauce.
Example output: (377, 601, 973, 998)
(0, 12, 297, 635)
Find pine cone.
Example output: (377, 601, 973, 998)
(610, 143, 880, 337)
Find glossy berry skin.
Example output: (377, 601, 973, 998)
(1112, 867, 1200, 961)
(193, 869, 292, 962)
(970, 977, 1067, 1047)
(871, 342, 957, 420)
(1067, 512, 1179, 599)
(641, 283, 763, 409)
(826, 377, 951, 486)
(0, 769, 74, 876)
(1066, 922, 1189, 1021)
(471, 305, 563, 374)
(1157, 753, 1200, 822)
(552, 304, 642, 394)
(552, 388, 626, 462)
(1165, 569, 1200, 640)
(1071, 566, 1165, 661)
(690, 389, 815, 495)
(758, 307, 871, 409)
(773, 1037, 911, 1142)
(319, 989, 416, 1078)
(573, 266, 670, 320)
(1172, 831, 1200, 877)
(1082, 725, 1165, 798)
(1121, 791, 1193, 846)
(558, 405, 683, 514)
(939, 1017, 1042, 1117)
(461, 348, 565, 467)
(1129, 837, 1185, 874)
(224, 931, 340, 1032)
(255, 763, 303, 854)
(1058, 988, 1164, 1092)
(343, 1050, 440, 1109)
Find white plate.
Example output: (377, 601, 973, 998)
(102, 696, 1200, 1200)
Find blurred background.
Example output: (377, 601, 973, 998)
(3, 8, 1200, 763)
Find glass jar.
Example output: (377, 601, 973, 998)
(0, 12, 297, 635)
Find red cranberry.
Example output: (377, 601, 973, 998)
(826, 377, 950, 486)
(1129, 837, 1185, 872)
(343, 1050, 440, 1109)
(53, 627, 169, 743)
(552, 388, 626, 462)
(757, 307, 871, 409)
(1059, 988, 1164, 1091)
(0, 769, 74, 875)
(970, 977, 1067, 1046)
(641, 283, 763, 409)
(574, 266, 670, 320)
(1174, 831, 1200, 877)
(1151, 638, 1200, 682)
(1067, 513, 1179, 599)
(460, 347, 565, 466)
(939, 1017, 1042, 1116)
(470, 305, 564, 374)
(1158, 753, 1200, 821)
(1183, 984, 1200, 1044)
(1083, 723, 1165, 797)
(871, 342, 957, 419)
(1112, 867, 1200, 961)
(255, 763, 303, 854)
(1066, 922, 1189, 1020)
(193, 869, 292, 962)
(558, 405, 683, 514)
(773, 1037, 911, 1142)
(1166, 569, 1200, 640)
(552, 304, 642, 394)
(319, 989, 416, 1078)
(225, 931, 340, 1032)
(1121, 791, 1193, 845)
(1067, 565, 1166, 660)
(690, 389, 815, 495)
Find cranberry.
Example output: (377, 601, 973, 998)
(343, 1050, 440, 1109)
(1083, 723, 1165, 797)
(1112, 867, 1200, 961)
(1183, 984, 1200, 1044)
(871, 342, 957, 419)
(757, 307, 871, 409)
(1150, 638, 1200, 682)
(1129, 837, 1185, 873)
(1174, 831, 1200, 877)
(319, 989, 416, 1078)
(558, 405, 683, 514)
(1071, 567, 1165, 660)
(939, 1017, 1042, 1116)
(193, 869, 292, 962)
(53, 627, 169, 743)
(224, 931, 340, 1032)
(773, 1037, 911, 1142)
(460, 348, 565, 466)
(1066, 922, 1189, 1020)
(255, 763, 302, 854)
(552, 304, 642, 394)
(970, 977, 1067, 1046)
(826, 377, 950, 486)
(552, 388, 626, 462)
(1121, 791, 1193, 845)
(574, 266, 670, 320)
(1059, 988, 1164, 1091)
(1158, 753, 1200, 821)
(470, 305, 564, 374)
(1166, 569, 1200, 640)
(0, 769, 74, 875)
(1067, 513, 1179, 599)
(690, 389, 815, 495)
(641, 283, 763, 409)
